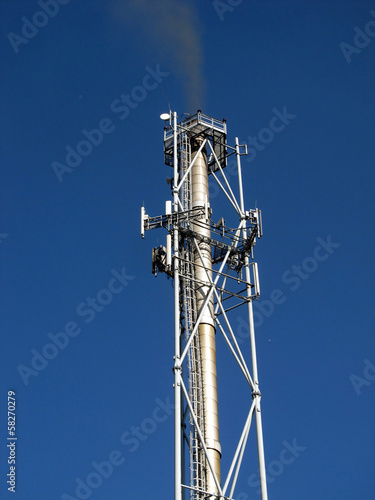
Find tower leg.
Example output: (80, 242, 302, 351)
(236, 137, 268, 500)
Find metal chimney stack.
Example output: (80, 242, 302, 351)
(142, 111, 268, 500)
(191, 136, 221, 495)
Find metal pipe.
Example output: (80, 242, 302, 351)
(223, 400, 255, 496)
(235, 137, 268, 500)
(191, 136, 221, 496)
(174, 112, 182, 500)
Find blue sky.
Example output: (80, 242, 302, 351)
(1, 1, 374, 499)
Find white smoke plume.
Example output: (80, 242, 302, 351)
(109, 0, 205, 112)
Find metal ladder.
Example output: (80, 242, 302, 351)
(178, 131, 207, 500)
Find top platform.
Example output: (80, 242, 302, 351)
(163, 111, 227, 172)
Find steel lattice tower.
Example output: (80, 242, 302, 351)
(142, 111, 268, 500)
